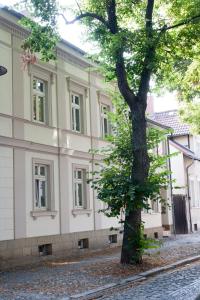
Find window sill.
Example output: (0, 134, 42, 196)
(31, 210, 57, 220)
(72, 209, 92, 217)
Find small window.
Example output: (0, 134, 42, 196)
(33, 78, 47, 124)
(78, 238, 89, 249)
(154, 232, 159, 239)
(194, 224, 198, 231)
(34, 163, 49, 210)
(73, 169, 86, 209)
(100, 104, 110, 138)
(109, 234, 117, 244)
(38, 244, 52, 256)
(143, 234, 147, 240)
(71, 94, 82, 132)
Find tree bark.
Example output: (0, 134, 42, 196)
(121, 96, 149, 264)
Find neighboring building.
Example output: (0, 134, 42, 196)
(152, 110, 200, 234)
(0, 7, 170, 265)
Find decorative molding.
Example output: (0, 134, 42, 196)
(30, 210, 57, 220)
(72, 209, 92, 217)
(0, 16, 28, 39)
(57, 48, 90, 69)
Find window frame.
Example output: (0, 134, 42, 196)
(72, 164, 90, 212)
(100, 103, 110, 138)
(32, 159, 54, 212)
(32, 77, 47, 124)
(30, 66, 53, 126)
(73, 168, 85, 209)
(71, 93, 82, 133)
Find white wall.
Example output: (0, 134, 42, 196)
(170, 144, 186, 194)
(0, 147, 14, 241)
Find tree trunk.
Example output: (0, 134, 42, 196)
(121, 96, 149, 264)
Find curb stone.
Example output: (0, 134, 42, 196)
(70, 254, 200, 299)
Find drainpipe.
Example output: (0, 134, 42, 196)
(186, 160, 194, 233)
(167, 135, 176, 237)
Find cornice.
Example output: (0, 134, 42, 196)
(56, 48, 90, 69)
(0, 15, 27, 39)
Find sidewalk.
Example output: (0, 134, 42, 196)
(1, 232, 200, 300)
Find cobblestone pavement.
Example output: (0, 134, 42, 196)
(104, 261, 200, 300)
(1, 232, 200, 300)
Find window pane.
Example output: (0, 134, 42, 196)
(37, 81, 44, 93)
(104, 118, 108, 135)
(35, 165, 38, 175)
(74, 184, 78, 206)
(78, 183, 83, 207)
(75, 96, 80, 105)
(33, 96, 37, 120)
(40, 166, 45, 176)
(40, 181, 46, 207)
(77, 170, 82, 179)
(72, 108, 75, 131)
(75, 108, 80, 131)
(38, 96, 45, 122)
(35, 179, 39, 207)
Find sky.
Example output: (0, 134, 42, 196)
(0, 0, 178, 112)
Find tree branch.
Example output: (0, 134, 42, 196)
(138, 0, 155, 100)
(60, 12, 110, 29)
(74, 0, 83, 15)
(106, 0, 135, 107)
(160, 14, 200, 32)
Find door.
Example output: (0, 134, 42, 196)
(173, 195, 188, 234)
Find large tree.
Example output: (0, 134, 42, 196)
(19, 0, 200, 264)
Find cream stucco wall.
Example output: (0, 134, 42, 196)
(0, 147, 14, 241)
(0, 8, 167, 246)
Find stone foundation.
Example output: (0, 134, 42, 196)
(0, 228, 123, 269)
(144, 226, 163, 239)
(0, 226, 165, 269)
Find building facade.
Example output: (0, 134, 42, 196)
(0, 7, 169, 265)
(153, 110, 200, 234)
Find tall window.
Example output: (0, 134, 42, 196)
(100, 104, 110, 138)
(74, 169, 85, 208)
(71, 94, 81, 132)
(33, 78, 46, 123)
(34, 164, 48, 209)
(151, 199, 159, 213)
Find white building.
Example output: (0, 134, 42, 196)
(0, 6, 170, 265)
(153, 110, 200, 234)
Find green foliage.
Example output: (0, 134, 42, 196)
(179, 102, 200, 134)
(20, 17, 59, 61)
(18, 0, 60, 61)
(89, 94, 171, 218)
(18, 0, 200, 94)
(129, 223, 161, 264)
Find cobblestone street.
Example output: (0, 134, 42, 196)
(0, 232, 200, 299)
(104, 261, 200, 300)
